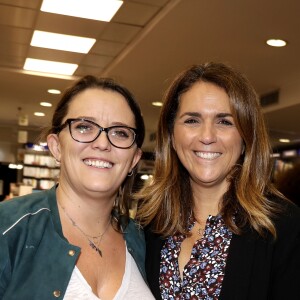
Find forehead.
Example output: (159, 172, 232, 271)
(178, 81, 231, 112)
(66, 88, 135, 122)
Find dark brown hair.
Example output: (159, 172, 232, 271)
(45, 75, 145, 228)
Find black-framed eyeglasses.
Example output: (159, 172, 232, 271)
(57, 118, 137, 149)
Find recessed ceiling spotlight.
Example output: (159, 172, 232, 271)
(152, 101, 163, 107)
(48, 89, 61, 94)
(279, 138, 290, 143)
(34, 112, 45, 117)
(40, 102, 52, 107)
(266, 39, 287, 47)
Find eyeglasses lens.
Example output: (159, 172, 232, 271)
(69, 119, 135, 148)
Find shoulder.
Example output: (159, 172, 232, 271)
(0, 187, 56, 235)
(271, 196, 300, 233)
(124, 218, 145, 240)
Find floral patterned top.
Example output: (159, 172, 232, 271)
(159, 215, 232, 299)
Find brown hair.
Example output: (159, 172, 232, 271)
(45, 75, 145, 229)
(136, 62, 284, 238)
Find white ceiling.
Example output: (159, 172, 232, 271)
(0, 0, 300, 152)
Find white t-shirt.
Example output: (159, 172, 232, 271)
(63, 246, 154, 300)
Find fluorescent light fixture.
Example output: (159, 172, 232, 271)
(279, 138, 290, 143)
(266, 39, 287, 47)
(140, 174, 150, 180)
(41, 0, 123, 22)
(40, 102, 52, 107)
(9, 164, 23, 170)
(152, 101, 163, 107)
(282, 150, 297, 157)
(24, 58, 78, 75)
(48, 89, 61, 94)
(34, 112, 46, 117)
(31, 31, 96, 53)
(140, 174, 153, 181)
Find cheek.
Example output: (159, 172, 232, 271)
(173, 130, 194, 150)
(229, 136, 244, 159)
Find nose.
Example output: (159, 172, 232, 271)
(91, 130, 111, 150)
(198, 122, 217, 145)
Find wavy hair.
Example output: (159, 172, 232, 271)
(136, 62, 284, 238)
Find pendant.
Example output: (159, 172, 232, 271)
(198, 227, 205, 236)
(88, 240, 103, 257)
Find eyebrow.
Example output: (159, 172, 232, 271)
(178, 112, 233, 118)
(72, 116, 133, 127)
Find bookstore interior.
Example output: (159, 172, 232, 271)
(0, 118, 299, 202)
(0, 0, 300, 201)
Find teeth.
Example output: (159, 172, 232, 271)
(83, 159, 113, 169)
(195, 152, 221, 160)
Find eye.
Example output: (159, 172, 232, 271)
(110, 127, 131, 139)
(218, 118, 234, 126)
(184, 118, 199, 125)
(74, 121, 95, 133)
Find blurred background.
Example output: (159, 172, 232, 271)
(0, 0, 299, 199)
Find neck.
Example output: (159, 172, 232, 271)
(56, 183, 114, 231)
(191, 182, 227, 221)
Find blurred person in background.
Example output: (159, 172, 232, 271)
(137, 62, 300, 300)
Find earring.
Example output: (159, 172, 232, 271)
(241, 145, 245, 155)
(127, 170, 133, 177)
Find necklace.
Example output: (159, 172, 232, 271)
(58, 201, 111, 257)
(194, 218, 207, 237)
(197, 227, 205, 236)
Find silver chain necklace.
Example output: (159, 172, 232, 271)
(58, 201, 111, 257)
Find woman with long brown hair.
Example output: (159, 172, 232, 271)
(137, 62, 300, 299)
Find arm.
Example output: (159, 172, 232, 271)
(0, 235, 11, 298)
(269, 204, 300, 299)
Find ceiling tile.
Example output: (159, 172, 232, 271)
(0, 4, 37, 28)
(0, 25, 32, 44)
(0, 0, 40, 9)
(75, 65, 103, 77)
(0, 42, 28, 57)
(100, 23, 141, 43)
(81, 54, 113, 68)
(27, 47, 84, 64)
(92, 40, 126, 56)
(131, 0, 170, 6)
(114, 1, 161, 26)
(0, 55, 24, 68)
(36, 12, 108, 38)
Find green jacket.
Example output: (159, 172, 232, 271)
(0, 186, 146, 299)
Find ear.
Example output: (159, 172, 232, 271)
(129, 148, 143, 173)
(47, 134, 61, 162)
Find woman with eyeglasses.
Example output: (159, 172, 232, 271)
(0, 76, 155, 299)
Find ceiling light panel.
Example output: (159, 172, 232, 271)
(31, 31, 96, 53)
(41, 0, 123, 22)
(24, 58, 78, 75)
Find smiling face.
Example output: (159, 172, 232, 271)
(47, 88, 142, 198)
(172, 81, 244, 194)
